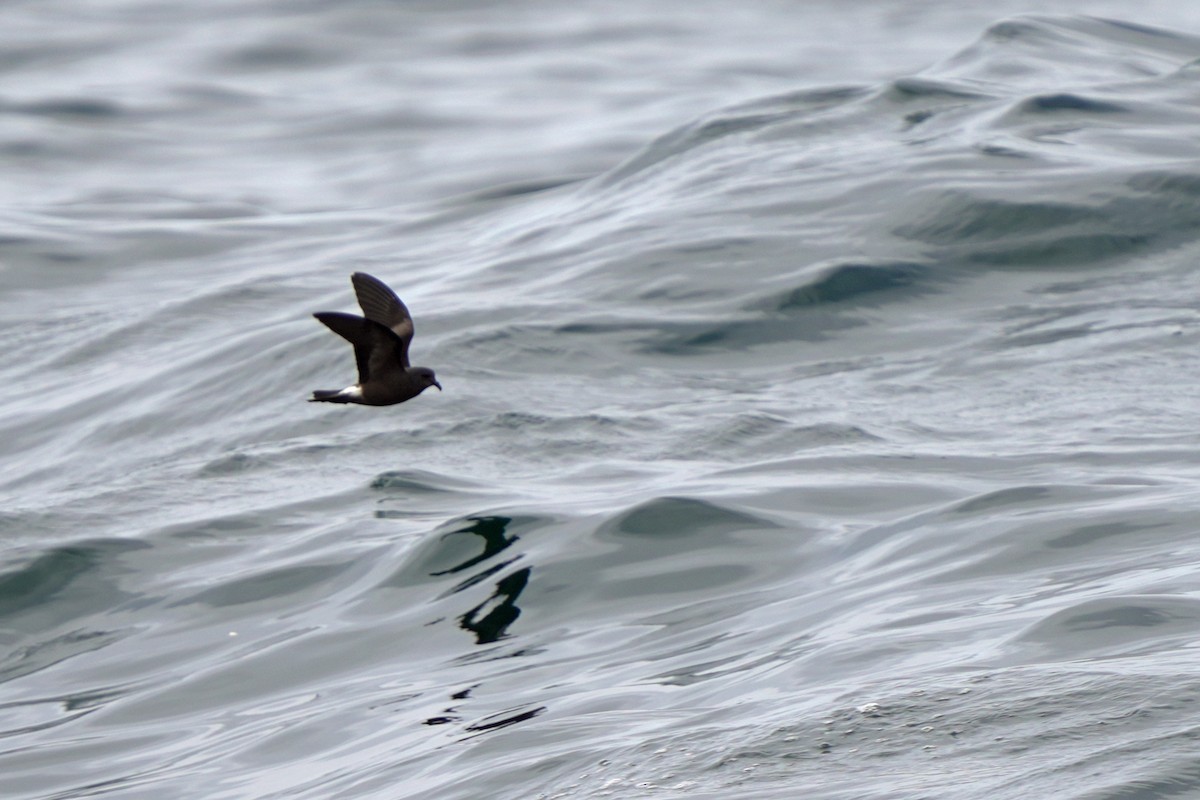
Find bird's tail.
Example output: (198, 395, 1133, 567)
(310, 389, 350, 403)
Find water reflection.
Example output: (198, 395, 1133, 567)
(430, 516, 518, 576)
(427, 516, 530, 644)
(419, 515, 539, 729)
(460, 567, 529, 644)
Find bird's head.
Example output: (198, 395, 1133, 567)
(412, 367, 442, 393)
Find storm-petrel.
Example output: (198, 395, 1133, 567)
(309, 272, 441, 405)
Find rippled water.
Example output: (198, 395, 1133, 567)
(6, 3, 1200, 799)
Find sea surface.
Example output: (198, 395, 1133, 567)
(5, 2, 1200, 798)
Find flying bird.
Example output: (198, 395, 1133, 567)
(310, 272, 441, 406)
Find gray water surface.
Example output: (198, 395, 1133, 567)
(4, 4, 1200, 799)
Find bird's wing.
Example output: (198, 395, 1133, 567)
(313, 312, 407, 383)
(351, 272, 414, 368)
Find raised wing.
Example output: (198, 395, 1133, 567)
(351, 272, 414, 368)
(313, 312, 407, 384)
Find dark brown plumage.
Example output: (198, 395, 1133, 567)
(310, 272, 441, 406)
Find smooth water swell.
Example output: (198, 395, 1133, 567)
(4, 8, 1200, 800)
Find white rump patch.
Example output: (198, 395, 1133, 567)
(341, 385, 363, 398)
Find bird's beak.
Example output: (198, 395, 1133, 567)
(433, 380, 442, 391)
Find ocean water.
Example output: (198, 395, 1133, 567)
(5, 2, 1200, 798)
